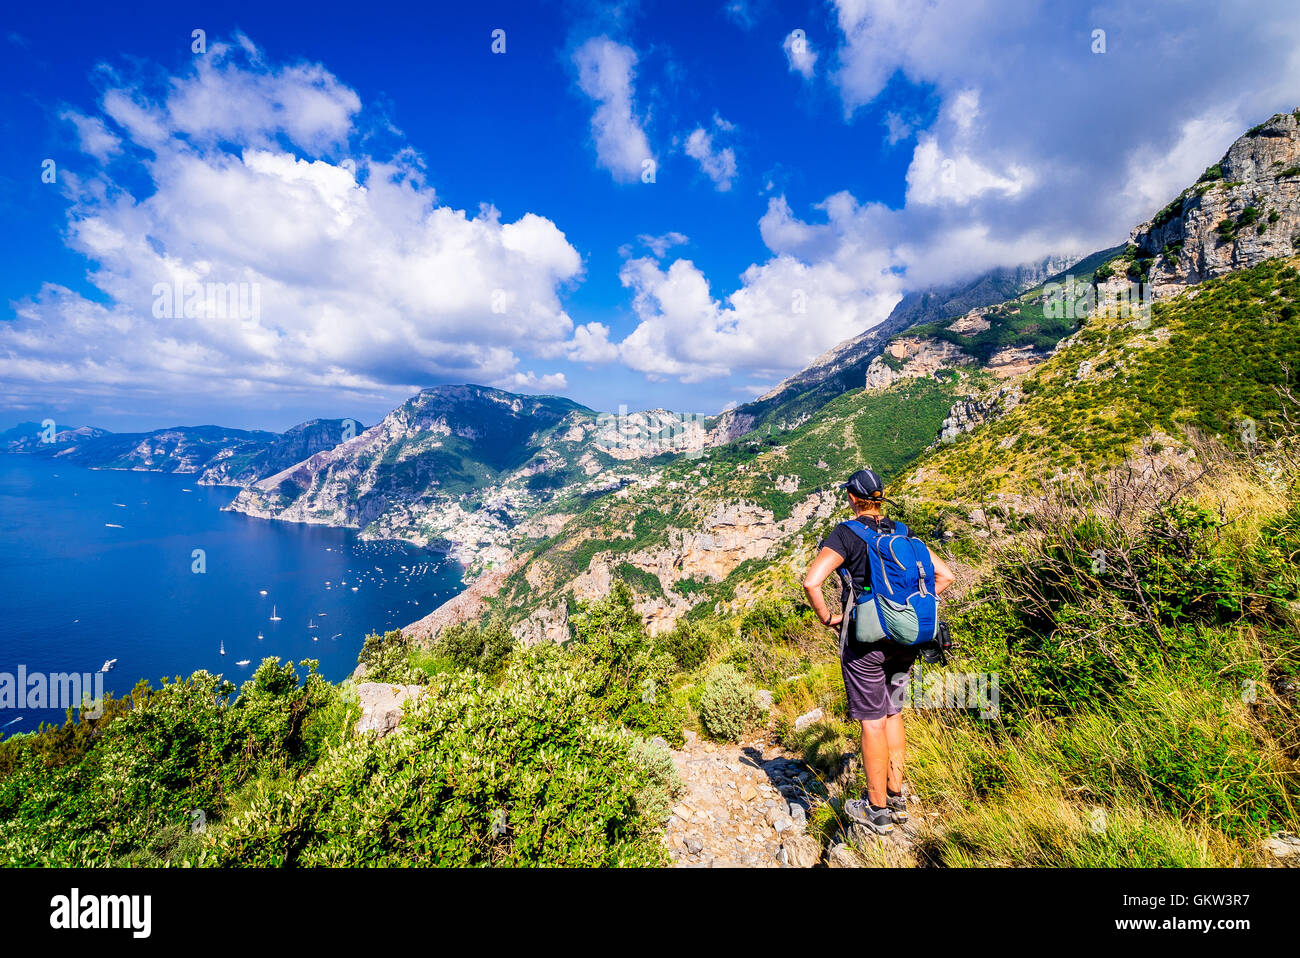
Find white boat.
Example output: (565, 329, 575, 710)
(259, 589, 268, 596)
(235, 659, 251, 666)
(219, 641, 226, 656)
(269, 605, 281, 622)
(308, 618, 317, 629)
(101, 658, 117, 673)
(257, 632, 264, 640)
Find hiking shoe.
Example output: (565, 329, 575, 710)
(886, 792, 909, 823)
(844, 798, 895, 834)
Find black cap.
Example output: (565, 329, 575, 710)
(840, 468, 884, 499)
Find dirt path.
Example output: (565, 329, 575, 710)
(663, 730, 824, 867)
(662, 728, 926, 868)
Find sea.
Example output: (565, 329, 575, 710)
(0, 455, 464, 734)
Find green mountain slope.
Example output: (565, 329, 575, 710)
(900, 257, 1300, 506)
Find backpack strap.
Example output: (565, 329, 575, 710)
(842, 520, 892, 636)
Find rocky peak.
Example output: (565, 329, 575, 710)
(1132, 108, 1300, 296)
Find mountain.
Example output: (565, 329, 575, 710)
(1129, 108, 1300, 297)
(2, 418, 363, 485)
(708, 253, 1085, 442)
(8, 109, 1300, 872)
(400, 108, 1300, 649)
(194, 419, 367, 484)
(1, 422, 110, 452)
(224, 384, 696, 574)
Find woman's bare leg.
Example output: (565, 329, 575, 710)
(885, 712, 906, 795)
(861, 717, 889, 806)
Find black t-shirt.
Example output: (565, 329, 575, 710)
(822, 516, 897, 592)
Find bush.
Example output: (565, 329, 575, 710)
(698, 664, 760, 742)
(356, 629, 424, 684)
(568, 582, 687, 743)
(739, 596, 811, 643)
(0, 659, 343, 865)
(435, 619, 515, 676)
(193, 652, 669, 866)
(627, 736, 685, 822)
(655, 619, 714, 672)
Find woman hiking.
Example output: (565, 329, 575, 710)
(802, 468, 954, 834)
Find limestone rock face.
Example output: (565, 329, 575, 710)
(1132, 109, 1300, 298)
(936, 386, 1023, 444)
(355, 682, 424, 737)
(985, 345, 1051, 378)
(863, 337, 973, 391)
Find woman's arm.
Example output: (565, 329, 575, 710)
(932, 551, 956, 595)
(803, 546, 846, 628)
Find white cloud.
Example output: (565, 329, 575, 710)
(498, 370, 569, 392)
(565, 322, 620, 363)
(60, 109, 121, 161)
(613, 192, 907, 383)
(637, 231, 690, 258)
(0, 37, 587, 414)
(572, 36, 654, 184)
(905, 136, 1034, 206)
(782, 30, 818, 79)
(883, 111, 913, 145)
(683, 117, 738, 191)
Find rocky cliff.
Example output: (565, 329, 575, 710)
(1132, 108, 1300, 297)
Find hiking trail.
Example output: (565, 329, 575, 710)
(662, 727, 925, 867)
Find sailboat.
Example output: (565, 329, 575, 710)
(219, 641, 226, 656)
(269, 605, 281, 622)
(308, 618, 318, 629)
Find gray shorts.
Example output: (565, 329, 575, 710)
(841, 641, 917, 721)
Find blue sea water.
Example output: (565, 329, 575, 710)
(0, 455, 463, 733)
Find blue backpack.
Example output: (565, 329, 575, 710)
(835, 519, 939, 648)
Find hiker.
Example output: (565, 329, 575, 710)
(802, 468, 954, 835)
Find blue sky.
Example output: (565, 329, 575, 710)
(2, 0, 1299, 433)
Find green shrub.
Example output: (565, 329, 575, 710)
(739, 596, 810, 643)
(569, 582, 687, 742)
(0, 659, 342, 865)
(194, 653, 668, 866)
(434, 619, 515, 675)
(698, 664, 760, 742)
(356, 629, 425, 683)
(627, 736, 684, 822)
(655, 619, 714, 672)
